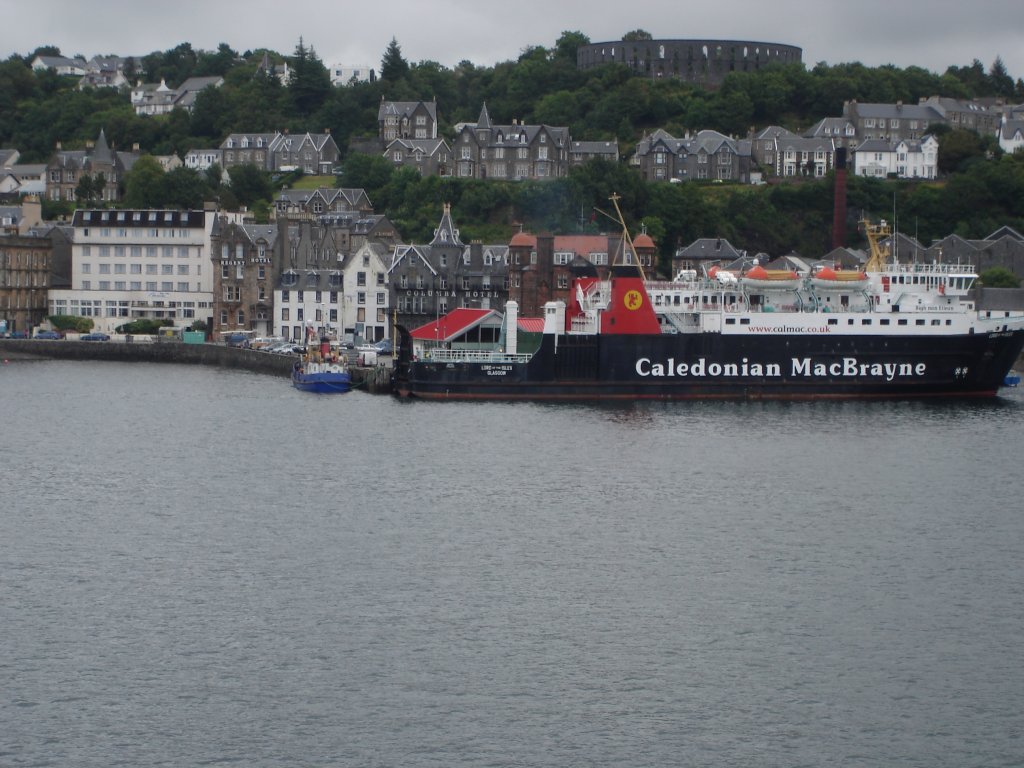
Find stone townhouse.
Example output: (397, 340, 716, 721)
(453, 104, 570, 180)
(220, 131, 339, 174)
(49, 208, 218, 333)
(210, 216, 279, 337)
(378, 100, 438, 145)
(131, 76, 224, 115)
(918, 96, 1001, 136)
(383, 138, 453, 176)
(771, 135, 838, 178)
(387, 205, 510, 333)
(274, 219, 396, 344)
(634, 129, 751, 183)
(569, 140, 620, 167)
(803, 118, 858, 148)
(274, 187, 373, 218)
(0, 225, 71, 335)
(45, 129, 141, 203)
(749, 126, 797, 168)
(211, 210, 399, 341)
(842, 101, 944, 143)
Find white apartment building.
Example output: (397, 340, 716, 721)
(49, 209, 222, 333)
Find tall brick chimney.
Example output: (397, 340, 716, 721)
(832, 147, 847, 249)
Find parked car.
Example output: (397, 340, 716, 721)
(226, 333, 251, 348)
(356, 342, 378, 353)
(374, 339, 393, 355)
(8, 330, 28, 339)
(267, 342, 303, 355)
(80, 332, 110, 341)
(34, 330, 61, 339)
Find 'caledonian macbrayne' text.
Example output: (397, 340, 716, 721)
(636, 357, 927, 381)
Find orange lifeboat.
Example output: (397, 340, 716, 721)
(811, 266, 870, 291)
(742, 265, 802, 290)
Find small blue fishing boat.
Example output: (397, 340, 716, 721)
(292, 337, 351, 393)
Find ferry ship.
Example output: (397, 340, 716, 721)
(393, 214, 1024, 401)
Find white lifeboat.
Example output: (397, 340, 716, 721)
(811, 266, 869, 291)
(742, 265, 801, 290)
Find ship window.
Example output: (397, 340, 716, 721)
(916, 319, 926, 325)
(862, 319, 871, 325)
(898, 319, 908, 325)
(828, 318, 838, 325)
(848, 319, 855, 325)
(725, 318, 735, 325)
(739, 318, 750, 325)
(946, 319, 952, 325)
(931, 319, 941, 326)
(880, 318, 890, 325)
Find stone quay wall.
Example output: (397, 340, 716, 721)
(0, 340, 393, 392)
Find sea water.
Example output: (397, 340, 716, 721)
(2, 360, 1022, 767)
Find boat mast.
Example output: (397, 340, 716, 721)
(609, 193, 647, 281)
(862, 217, 892, 273)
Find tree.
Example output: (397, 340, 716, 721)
(338, 153, 394, 196)
(122, 156, 165, 207)
(75, 173, 101, 204)
(380, 38, 410, 82)
(979, 267, 1020, 287)
(48, 314, 93, 333)
(988, 57, 1015, 98)
(288, 37, 331, 116)
(195, 43, 239, 77)
(162, 166, 210, 209)
(622, 30, 653, 42)
(227, 164, 272, 208)
(554, 31, 590, 64)
(937, 129, 985, 175)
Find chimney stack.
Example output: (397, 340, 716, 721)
(832, 147, 848, 249)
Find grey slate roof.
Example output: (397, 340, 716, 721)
(378, 100, 438, 123)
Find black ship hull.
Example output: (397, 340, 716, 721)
(395, 328, 1024, 401)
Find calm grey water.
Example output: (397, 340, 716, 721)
(2, 360, 1023, 767)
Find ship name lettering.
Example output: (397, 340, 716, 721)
(790, 357, 926, 380)
(636, 357, 781, 378)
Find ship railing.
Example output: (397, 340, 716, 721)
(423, 348, 533, 364)
(570, 316, 599, 333)
(885, 261, 976, 276)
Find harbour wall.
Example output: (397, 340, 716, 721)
(0, 340, 393, 393)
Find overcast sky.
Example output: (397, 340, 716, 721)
(5, 0, 1022, 85)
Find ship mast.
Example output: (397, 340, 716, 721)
(609, 193, 647, 281)
(862, 217, 892, 273)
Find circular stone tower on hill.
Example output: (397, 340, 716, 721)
(577, 39, 802, 88)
